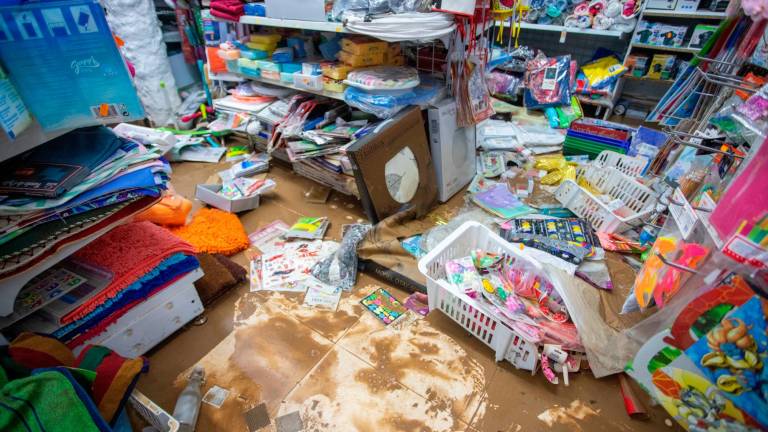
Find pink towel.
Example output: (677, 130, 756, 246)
(64, 221, 194, 324)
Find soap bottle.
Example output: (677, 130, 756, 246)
(172, 366, 205, 432)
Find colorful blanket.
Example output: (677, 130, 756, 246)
(67, 221, 195, 323)
(1, 333, 147, 428)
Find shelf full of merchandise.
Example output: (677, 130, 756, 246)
(608, 3, 728, 120)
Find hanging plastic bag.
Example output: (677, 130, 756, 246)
(524, 54, 572, 109)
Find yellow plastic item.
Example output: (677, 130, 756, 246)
(340, 37, 388, 55)
(534, 155, 567, 171)
(581, 56, 627, 88)
(338, 50, 384, 67)
(246, 41, 278, 52)
(323, 77, 346, 93)
(249, 33, 281, 45)
(322, 63, 353, 80)
(562, 165, 576, 183)
(541, 170, 564, 185)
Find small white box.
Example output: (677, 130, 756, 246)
(647, 0, 677, 9)
(675, 0, 700, 12)
(196, 184, 260, 213)
(428, 98, 476, 202)
(265, 0, 326, 21)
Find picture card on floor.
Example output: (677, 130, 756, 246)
(361, 288, 407, 325)
(248, 220, 289, 253)
(202, 385, 231, 409)
(302, 277, 342, 310)
(261, 241, 337, 292)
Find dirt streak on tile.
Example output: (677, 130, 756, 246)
(537, 400, 600, 430)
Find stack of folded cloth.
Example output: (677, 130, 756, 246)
(0, 126, 169, 294)
(13, 221, 200, 351)
(210, 0, 245, 21)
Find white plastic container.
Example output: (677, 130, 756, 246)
(418, 221, 551, 372)
(130, 390, 180, 432)
(593, 150, 648, 177)
(555, 166, 658, 233)
(293, 72, 324, 91)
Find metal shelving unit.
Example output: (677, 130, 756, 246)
(234, 73, 346, 101)
(238, 15, 351, 33)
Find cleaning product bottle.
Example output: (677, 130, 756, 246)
(172, 366, 205, 432)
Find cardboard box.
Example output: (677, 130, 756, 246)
(338, 50, 384, 67)
(196, 184, 261, 213)
(428, 98, 476, 202)
(346, 107, 438, 223)
(341, 37, 388, 56)
(265, 0, 326, 21)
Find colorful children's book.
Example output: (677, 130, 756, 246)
(285, 217, 329, 240)
(471, 184, 534, 219)
(360, 288, 407, 325)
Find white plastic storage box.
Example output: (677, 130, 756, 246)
(73, 269, 204, 357)
(593, 150, 648, 177)
(418, 221, 554, 372)
(555, 166, 658, 233)
(265, 0, 326, 21)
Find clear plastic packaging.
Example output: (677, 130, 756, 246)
(343, 78, 441, 118)
(344, 66, 420, 90)
(524, 54, 572, 109)
(332, 0, 369, 21)
(580, 55, 627, 89)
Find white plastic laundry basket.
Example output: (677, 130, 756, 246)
(418, 221, 547, 372)
(554, 166, 657, 233)
(593, 150, 648, 177)
(129, 390, 180, 432)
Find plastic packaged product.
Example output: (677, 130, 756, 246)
(338, 50, 385, 67)
(344, 66, 420, 91)
(243, 2, 266, 16)
(247, 41, 278, 52)
(225, 59, 240, 74)
(302, 62, 323, 75)
(261, 70, 281, 81)
(281, 62, 302, 74)
(322, 63, 353, 80)
(318, 38, 342, 61)
(341, 37, 389, 56)
(286, 37, 307, 59)
(311, 224, 371, 291)
(389, 0, 432, 12)
(239, 48, 270, 60)
(239, 66, 260, 78)
(331, 0, 369, 21)
(344, 78, 441, 118)
(217, 48, 240, 60)
(323, 77, 346, 93)
(581, 55, 626, 88)
(250, 33, 281, 45)
(524, 54, 572, 109)
(272, 47, 294, 63)
(280, 72, 295, 83)
(293, 72, 324, 91)
(256, 60, 281, 72)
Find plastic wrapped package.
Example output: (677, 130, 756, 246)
(389, 0, 432, 12)
(368, 0, 391, 14)
(524, 54, 572, 109)
(486, 72, 522, 98)
(332, 0, 369, 21)
(581, 55, 626, 89)
(345, 66, 420, 90)
(343, 78, 441, 118)
(311, 224, 372, 290)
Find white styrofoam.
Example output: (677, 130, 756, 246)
(428, 99, 476, 202)
(102, 0, 181, 125)
(73, 268, 204, 357)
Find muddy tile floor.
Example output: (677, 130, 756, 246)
(136, 161, 680, 431)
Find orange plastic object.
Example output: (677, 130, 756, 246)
(206, 46, 227, 74)
(134, 194, 192, 226)
(634, 237, 677, 308)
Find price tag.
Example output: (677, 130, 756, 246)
(668, 188, 698, 240)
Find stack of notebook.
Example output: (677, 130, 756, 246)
(0, 127, 183, 350)
(563, 120, 633, 159)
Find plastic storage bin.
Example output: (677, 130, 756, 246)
(418, 221, 551, 372)
(554, 165, 658, 233)
(593, 150, 648, 177)
(293, 72, 324, 91)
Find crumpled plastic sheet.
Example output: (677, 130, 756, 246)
(311, 224, 372, 291)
